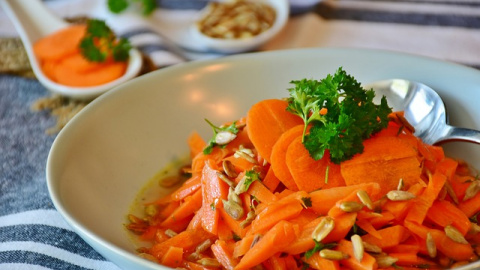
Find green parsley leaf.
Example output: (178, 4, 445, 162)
(79, 19, 132, 63)
(304, 240, 337, 259)
(203, 119, 239, 155)
(287, 67, 392, 164)
(243, 169, 261, 191)
(107, 0, 129, 13)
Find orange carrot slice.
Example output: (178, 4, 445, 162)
(33, 24, 87, 61)
(246, 99, 302, 163)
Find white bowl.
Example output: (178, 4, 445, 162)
(47, 48, 480, 270)
(190, 0, 289, 54)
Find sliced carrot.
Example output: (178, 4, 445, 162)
(59, 52, 109, 73)
(304, 252, 340, 270)
(286, 136, 345, 192)
(361, 225, 410, 249)
(405, 221, 474, 261)
(171, 175, 201, 201)
(161, 189, 203, 227)
(160, 246, 183, 268)
(149, 228, 213, 259)
(218, 207, 248, 239)
(247, 181, 277, 204)
(336, 239, 378, 270)
(249, 191, 307, 234)
(200, 160, 229, 234)
(235, 220, 298, 270)
(355, 219, 382, 240)
(53, 59, 127, 87)
(246, 99, 303, 163)
(233, 234, 256, 258)
(309, 183, 381, 215)
(188, 131, 207, 159)
(426, 199, 471, 236)
(211, 239, 239, 270)
(340, 136, 422, 197)
(405, 171, 446, 225)
(33, 24, 87, 61)
(262, 167, 281, 192)
(270, 125, 304, 190)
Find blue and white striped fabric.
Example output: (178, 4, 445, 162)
(1, 0, 479, 269)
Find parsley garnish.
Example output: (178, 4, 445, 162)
(203, 119, 239, 155)
(79, 19, 132, 63)
(287, 67, 392, 164)
(244, 170, 261, 190)
(107, 0, 156, 16)
(304, 240, 337, 259)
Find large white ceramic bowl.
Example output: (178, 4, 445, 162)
(47, 48, 480, 270)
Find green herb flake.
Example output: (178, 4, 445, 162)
(203, 119, 239, 155)
(304, 240, 337, 259)
(107, 0, 156, 15)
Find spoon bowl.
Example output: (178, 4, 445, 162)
(366, 79, 480, 145)
(1, 0, 143, 100)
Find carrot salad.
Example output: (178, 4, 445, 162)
(127, 68, 480, 270)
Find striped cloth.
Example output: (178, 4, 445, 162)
(0, 0, 479, 270)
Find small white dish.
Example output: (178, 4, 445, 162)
(1, 0, 143, 100)
(46, 48, 480, 270)
(152, 0, 289, 54)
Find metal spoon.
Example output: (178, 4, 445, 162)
(365, 79, 480, 145)
(1, 0, 143, 100)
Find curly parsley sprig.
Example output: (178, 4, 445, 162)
(79, 19, 132, 63)
(287, 67, 392, 164)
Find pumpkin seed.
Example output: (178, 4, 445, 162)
(196, 239, 213, 253)
(312, 216, 335, 242)
(374, 254, 399, 268)
(240, 210, 256, 228)
(357, 190, 374, 210)
(234, 149, 258, 164)
(363, 241, 382, 254)
(351, 234, 364, 261)
(445, 225, 468, 244)
(464, 180, 480, 201)
(228, 187, 242, 205)
(217, 171, 235, 187)
(222, 199, 244, 220)
(215, 130, 237, 145)
(234, 175, 249, 194)
(197, 258, 221, 268)
(222, 159, 238, 178)
(319, 249, 349, 260)
(469, 222, 480, 234)
(426, 232, 437, 258)
(339, 201, 364, 212)
(165, 229, 178, 238)
(386, 190, 416, 201)
(444, 180, 459, 204)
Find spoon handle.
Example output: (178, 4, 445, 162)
(1, 0, 68, 43)
(439, 126, 480, 144)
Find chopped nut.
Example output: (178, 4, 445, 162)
(464, 180, 480, 201)
(217, 171, 235, 187)
(363, 241, 382, 254)
(197, 258, 221, 268)
(374, 254, 399, 268)
(196, 239, 213, 254)
(165, 229, 178, 238)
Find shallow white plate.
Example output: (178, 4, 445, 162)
(47, 48, 480, 270)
